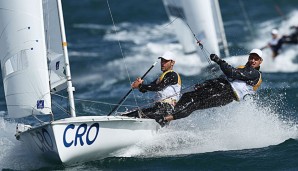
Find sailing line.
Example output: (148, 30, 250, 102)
(167, 0, 214, 65)
(106, 0, 139, 114)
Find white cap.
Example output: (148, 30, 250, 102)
(158, 51, 176, 61)
(249, 49, 263, 59)
(271, 29, 278, 35)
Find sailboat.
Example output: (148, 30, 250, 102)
(0, 0, 159, 164)
(162, 0, 248, 65)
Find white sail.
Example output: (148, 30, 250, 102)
(4, 0, 160, 164)
(211, 0, 230, 57)
(162, 0, 229, 59)
(162, 0, 197, 54)
(0, 0, 51, 118)
(43, 0, 67, 92)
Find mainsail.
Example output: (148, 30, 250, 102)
(0, 0, 67, 118)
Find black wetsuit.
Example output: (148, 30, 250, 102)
(172, 59, 261, 120)
(139, 71, 179, 93)
(123, 71, 180, 119)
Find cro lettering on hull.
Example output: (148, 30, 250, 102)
(30, 127, 55, 153)
(63, 123, 100, 147)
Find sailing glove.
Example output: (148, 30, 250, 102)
(210, 54, 221, 63)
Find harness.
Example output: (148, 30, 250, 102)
(230, 66, 262, 101)
(157, 70, 181, 85)
(156, 70, 181, 106)
(237, 65, 262, 91)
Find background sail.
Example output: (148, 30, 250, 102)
(162, 0, 228, 60)
(0, 0, 52, 118)
(211, 0, 230, 57)
(43, 0, 67, 92)
(162, 0, 197, 54)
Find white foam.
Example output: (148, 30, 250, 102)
(119, 99, 298, 158)
(0, 117, 50, 170)
(69, 51, 101, 58)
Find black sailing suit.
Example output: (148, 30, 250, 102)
(123, 71, 180, 119)
(172, 58, 261, 120)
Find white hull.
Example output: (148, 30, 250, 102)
(18, 116, 160, 164)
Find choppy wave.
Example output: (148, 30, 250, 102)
(0, 117, 52, 170)
(114, 99, 298, 158)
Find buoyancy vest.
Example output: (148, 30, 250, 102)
(156, 70, 181, 105)
(229, 66, 262, 101)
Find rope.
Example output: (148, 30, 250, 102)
(52, 93, 138, 108)
(52, 101, 70, 115)
(168, 0, 224, 78)
(51, 93, 139, 114)
(238, 0, 255, 36)
(106, 0, 139, 112)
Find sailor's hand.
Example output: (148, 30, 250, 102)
(197, 40, 202, 45)
(210, 54, 220, 63)
(155, 115, 167, 127)
(131, 77, 143, 89)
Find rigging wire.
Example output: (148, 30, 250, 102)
(169, 0, 213, 66)
(51, 93, 139, 115)
(106, 0, 139, 113)
(166, 0, 221, 79)
(238, 0, 255, 37)
(52, 101, 70, 115)
(52, 93, 138, 108)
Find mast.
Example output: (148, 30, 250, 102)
(56, 0, 76, 117)
(214, 0, 230, 57)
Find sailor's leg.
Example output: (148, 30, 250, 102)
(173, 78, 236, 120)
(141, 102, 173, 119)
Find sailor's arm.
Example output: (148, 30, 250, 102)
(131, 72, 178, 92)
(210, 54, 260, 82)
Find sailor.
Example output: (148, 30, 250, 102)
(261, 29, 283, 59)
(157, 49, 263, 125)
(123, 51, 182, 126)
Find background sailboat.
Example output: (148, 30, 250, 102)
(162, 0, 249, 67)
(162, 0, 228, 58)
(0, 0, 159, 164)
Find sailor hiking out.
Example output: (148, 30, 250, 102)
(261, 29, 283, 59)
(157, 49, 263, 125)
(261, 27, 298, 59)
